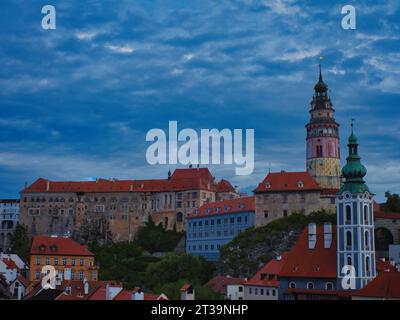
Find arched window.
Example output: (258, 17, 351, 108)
(366, 256, 370, 273)
(307, 282, 315, 289)
(289, 282, 296, 289)
(346, 231, 352, 249)
(316, 145, 323, 157)
(364, 206, 369, 224)
(176, 212, 183, 223)
(347, 256, 352, 266)
(325, 282, 334, 290)
(365, 230, 369, 249)
(164, 217, 169, 229)
(346, 206, 351, 224)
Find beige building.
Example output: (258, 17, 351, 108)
(254, 171, 336, 227)
(19, 168, 238, 242)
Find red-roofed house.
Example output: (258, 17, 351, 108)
(19, 168, 237, 241)
(205, 276, 246, 299)
(186, 197, 255, 261)
(216, 179, 239, 201)
(244, 252, 288, 300)
(254, 171, 337, 226)
(351, 271, 400, 300)
(29, 236, 97, 282)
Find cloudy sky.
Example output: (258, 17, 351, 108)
(0, 0, 399, 201)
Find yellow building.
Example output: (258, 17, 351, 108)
(29, 235, 97, 282)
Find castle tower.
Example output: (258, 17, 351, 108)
(306, 65, 341, 190)
(336, 122, 376, 290)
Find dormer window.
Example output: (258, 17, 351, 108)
(50, 245, 58, 252)
(39, 244, 46, 252)
(297, 181, 304, 188)
(265, 182, 271, 189)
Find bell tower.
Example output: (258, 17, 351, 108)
(306, 64, 341, 190)
(336, 122, 376, 290)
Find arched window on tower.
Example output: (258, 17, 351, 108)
(364, 206, 369, 224)
(346, 231, 352, 249)
(347, 256, 352, 266)
(346, 206, 351, 224)
(316, 145, 323, 157)
(365, 230, 369, 249)
(366, 256, 370, 273)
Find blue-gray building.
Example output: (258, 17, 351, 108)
(186, 197, 255, 261)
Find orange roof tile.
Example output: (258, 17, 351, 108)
(187, 196, 255, 219)
(254, 171, 321, 193)
(205, 276, 246, 294)
(246, 253, 289, 287)
(352, 271, 400, 299)
(31, 236, 94, 256)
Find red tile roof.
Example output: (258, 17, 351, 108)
(21, 168, 220, 194)
(352, 271, 400, 299)
(113, 290, 168, 300)
(30, 236, 94, 256)
(376, 259, 397, 273)
(180, 283, 192, 291)
(254, 171, 321, 193)
(279, 226, 337, 279)
(187, 196, 255, 219)
(205, 276, 246, 295)
(246, 253, 289, 287)
(216, 179, 236, 193)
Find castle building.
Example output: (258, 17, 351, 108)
(254, 66, 339, 226)
(0, 199, 20, 252)
(336, 124, 376, 290)
(19, 168, 238, 242)
(306, 65, 341, 191)
(186, 197, 255, 261)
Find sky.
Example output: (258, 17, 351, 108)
(0, 0, 399, 202)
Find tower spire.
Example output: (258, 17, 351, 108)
(319, 63, 323, 82)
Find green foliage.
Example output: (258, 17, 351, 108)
(382, 192, 400, 212)
(10, 224, 31, 261)
(143, 253, 215, 290)
(136, 216, 184, 253)
(218, 210, 336, 277)
(153, 279, 224, 300)
(88, 241, 156, 289)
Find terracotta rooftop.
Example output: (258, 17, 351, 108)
(187, 196, 255, 219)
(254, 171, 321, 193)
(30, 236, 94, 256)
(352, 271, 400, 299)
(216, 179, 236, 193)
(279, 225, 337, 279)
(205, 276, 246, 295)
(21, 168, 221, 194)
(246, 253, 289, 287)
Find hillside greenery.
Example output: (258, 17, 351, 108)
(217, 210, 336, 278)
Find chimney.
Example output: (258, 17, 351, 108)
(308, 223, 317, 249)
(46, 181, 50, 191)
(131, 287, 144, 300)
(323, 222, 332, 249)
(84, 278, 89, 295)
(180, 284, 195, 300)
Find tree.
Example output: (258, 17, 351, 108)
(10, 224, 30, 262)
(136, 216, 184, 253)
(143, 253, 215, 290)
(382, 192, 400, 213)
(73, 217, 113, 245)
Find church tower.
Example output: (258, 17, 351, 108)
(336, 123, 376, 290)
(306, 65, 341, 190)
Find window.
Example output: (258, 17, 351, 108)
(325, 282, 334, 290)
(346, 231, 352, 249)
(62, 258, 67, 266)
(365, 230, 369, 249)
(79, 271, 84, 280)
(307, 282, 315, 289)
(264, 211, 269, 219)
(283, 210, 288, 217)
(35, 271, 41, 280)
(366, 256, 370, 273)
(80, 258, 84, 266)
(72, 258, 76, 266)
(289, 282, 296, 289)
(347, 256, 352, 266)
(35, 258, 41, 265)
(364, 206, 369, 224)
(45, 258, 50, 265)
(54, 258, 58, 266)
(346, 205, 351, 224)
(249, 288, 252, 295)
(272, 290, 276, 296)
(254, 288, 258, 295)
(260, 289, 264, 295)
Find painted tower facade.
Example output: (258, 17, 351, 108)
(306, 65, 341, 190)
(336, 124, 376, 290)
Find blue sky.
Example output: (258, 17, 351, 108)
(0, 0, 399, 201)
